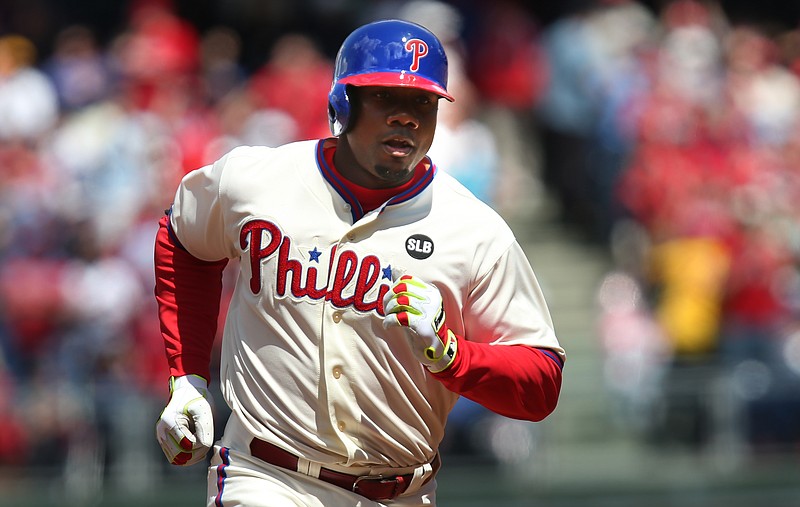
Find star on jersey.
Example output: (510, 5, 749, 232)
(308, 247, 322, 263)
(382, 265, 393, 280)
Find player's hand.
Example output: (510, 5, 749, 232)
(155, 374, 214, 466)
(383, 275, 458, 373)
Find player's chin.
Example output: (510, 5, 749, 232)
(375, 163, 414, 185)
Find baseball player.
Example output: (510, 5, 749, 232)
(154, 19, 565, 507)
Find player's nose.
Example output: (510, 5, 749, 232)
(386, 106, 419, 129)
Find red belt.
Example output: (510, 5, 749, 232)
(249, 438, 440, 501)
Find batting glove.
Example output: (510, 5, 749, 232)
(155, 374, 214, 466)
(383, 275, 458, 373)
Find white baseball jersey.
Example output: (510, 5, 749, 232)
(170, 138, 564, 470)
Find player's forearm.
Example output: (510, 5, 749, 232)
(154, 214, 228, 382)
(432, 336, 563, 422)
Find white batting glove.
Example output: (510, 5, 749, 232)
(383, 275, 458, 373)
(155, 374, 214, 466)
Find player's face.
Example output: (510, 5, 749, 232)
(335, 86, 439, 189)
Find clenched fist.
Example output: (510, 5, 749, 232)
(155, 374, 214, 466)
(383, 275, 458, 373)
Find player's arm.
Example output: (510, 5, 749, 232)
(154, 211, 228, 382)
(383, 243, 564, 422)
(430, 336, 563, 421)
(383, 276, 562, 421)
(154, 210, 227, 466)
(154, 157, 234, 466)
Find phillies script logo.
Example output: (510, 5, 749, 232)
(240, 219, 390, 315)
(405, 38, 428, 72)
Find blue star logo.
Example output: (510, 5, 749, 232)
(382, 265, 393, 280)
(308, 247, 322, 263)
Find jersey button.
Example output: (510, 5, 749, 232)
(346, 232, 355, 241)
(343, 204, 351, 211)
(332, 311, 343, 323)
(332, 367, 342, 379)
(337, 421, 346, 431)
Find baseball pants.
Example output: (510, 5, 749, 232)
(207, 445, 438, 507)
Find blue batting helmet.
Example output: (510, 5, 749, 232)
(327, 19, 455, 136)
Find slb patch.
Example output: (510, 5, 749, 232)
(406, 234, 434, 259)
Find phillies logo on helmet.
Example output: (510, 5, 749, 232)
(405, 38, 429, 72)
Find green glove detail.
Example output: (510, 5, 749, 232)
(383, 275, 458, 373)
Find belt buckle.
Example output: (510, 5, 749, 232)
(352, 473, 389, 490)
(352, 473, 400, 501)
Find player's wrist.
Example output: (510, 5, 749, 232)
(170, 374, 209, 393)
(426, 328, 458, 373)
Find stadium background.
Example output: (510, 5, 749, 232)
(1, 0, 800, 505)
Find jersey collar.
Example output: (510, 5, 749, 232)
(315, 139, 437, 222)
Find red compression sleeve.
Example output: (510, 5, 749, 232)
(154, 213, 228, 382)
(433, 335, 563, 422)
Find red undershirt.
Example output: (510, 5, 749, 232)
(321, 141, 426, 213)
(154, 145, 562, 423)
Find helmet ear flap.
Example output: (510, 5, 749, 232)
(328, 82, 351, 136)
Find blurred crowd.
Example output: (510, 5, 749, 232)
(2, 0, 800, 496)
(572, 1, 800, 450)
(576, 1, 800, 451)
